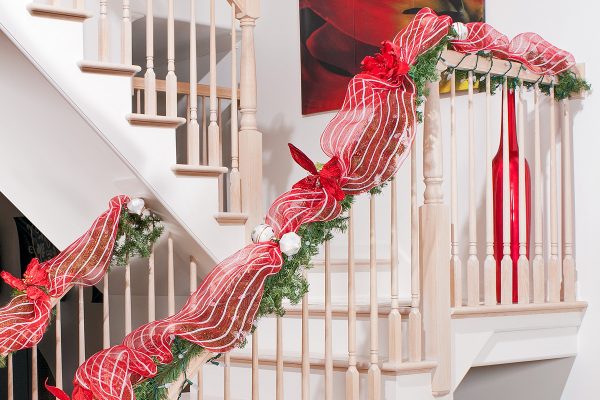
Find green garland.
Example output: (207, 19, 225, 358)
(112, 208, 164, 267)
(448, 56, 590, 100)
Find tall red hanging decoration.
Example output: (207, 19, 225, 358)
(0, 195, 129, 357)
(48, 12, 578, 400)
(492, 89, 531, 303)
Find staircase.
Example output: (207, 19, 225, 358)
(0, 1, 588, 399)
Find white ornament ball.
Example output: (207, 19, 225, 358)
(279, 232, 302, 257)
(251, 224, 275, 243)
(451, 22, 468, 41)
(127, 198, 145, 215)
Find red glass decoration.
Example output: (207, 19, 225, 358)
(493, 89, 531, 303)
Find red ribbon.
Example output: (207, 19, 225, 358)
(1, 258, 50, 303)
(451, 23, 575, 75)
(289, 143, 346, 201)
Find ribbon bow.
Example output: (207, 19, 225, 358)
(361, 40, 409, 84)
(1, 258, 50, 302)
(288, 143, 346, 201)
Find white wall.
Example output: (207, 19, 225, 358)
(254, 0, 600, 398)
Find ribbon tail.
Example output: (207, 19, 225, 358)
(45, 380, 71, 400)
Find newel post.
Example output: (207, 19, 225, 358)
(238, 3, 263, 236)
(420, 77, 451, 396)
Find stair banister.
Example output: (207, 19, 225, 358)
(420, 76, 451, 395)
(562, 98, 576, 301)
(548, 84, 561, 302)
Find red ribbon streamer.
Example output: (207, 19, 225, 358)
(451, 22, 575, 75)
(0, 195, 128, 357)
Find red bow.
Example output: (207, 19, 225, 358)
(361, 41, 409, 84)
(289, 144, 346, 201)
(1, 258, 50, 302)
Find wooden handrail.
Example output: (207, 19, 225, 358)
(132, 77, 240, 100)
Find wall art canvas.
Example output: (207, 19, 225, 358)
(299, 0, 485, 115)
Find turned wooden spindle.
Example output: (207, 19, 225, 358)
(346, 206, 359, 398)
(409, 147, 422, 362)
(484, 74, 497, 305)
(532, 84, 545, 303)
(449, 71, 462, 308)
(148, 248, 155, 322)
(368, 194, 381, 400)
(229, 8, 242, 212)
(301, 269, 310, 400)
(103, 274, 110, 348)
(548, 84, 561, 302)
(55, 302, 63, 389)
(144, 0, 157, 115)
(467, 71, 480, 306)
(165, 0, 177, 117)
(325, 240, 333, 400)
(187, 0, 200, 165)
(98, 0, 108, 61)
(121, 0, 132, 65)
(125, 263, 132, 334)
(208, 0, 220, 166)
(78, 286, 85, 363)
(388, 177, 402, 364)
(562, 99, 576, 302)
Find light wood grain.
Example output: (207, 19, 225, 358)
(252, 329, 259, 400)
(409, 148, 422, 362)
(125, 263, 131, 334)
(98, 0, 108, 61)
(32, 344, 38, 400)
(229, 8, 242, 213)
(148, 249, 155, 322)
(78, 286, 85, 363)
(144, 0, 157, 115)
(103, 274, 110, 348)
(208, 0, 220, 166)
(548, 85, 561, 302)
(55, 302, 63, 389)
(7, 353, 13, 400)
(165, 0, 177, 117)
(187, 0, 200, 165)
(368, 195, 381, 400)
(301, 268, 310, 400)
(484, 71, 496, 306)
(532, 84, 545, 304)
(467, 70, 480, 307)
(276, 316, 283, 400)
(388, 177, 402, 365)
(449, 71, 462, 308)
(121, 0, 132, 65)
(562, 99, 576, 302)
(325, 240, 333, 400)
(346, 206, 359, 399)
(168, 235, 175, 315)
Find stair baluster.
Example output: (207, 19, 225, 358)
(324, 240, 333, 400)
(387, 177, 402, 366)
(548, 84, 561, 302)
(346, 206, 359, 399)
(144, 0, 156, 115)
(187, 0, 200, 165)
(165, 0, 177, 117)
(532, 83, 545, 303)
(368, 194, 381, 400)
(98, 0, 108, 61)
(230, 8, 242, 213)
(252, 329, 259, 400)
(55, 301, 63, 388)
(103, 275, 110, 349)
(168, 235, 175, 316)
(562, 99, 576, 302)
(450, 71, 462, 308)
(276, 316, 283, 400)
(208, 0, 220, 166)
(467, 71, 480, 306)
(121, 0, 131, 65)
(7, 353, 13, 400)
(409, 146, 422, 362)
(148, 249, 155, 323)
(484, 74, 497, 305)
(517, 85, 530, 304)
(125, 263, 132, 334)
(78, 286, 86, 363)
(301, 269, 310, 400)
(32, 344, 38, 400)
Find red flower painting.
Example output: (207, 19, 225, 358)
(300, 0, 485, 115)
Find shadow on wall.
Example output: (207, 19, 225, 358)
(455, 357, 575, 400)
(261, 114, 295, 205)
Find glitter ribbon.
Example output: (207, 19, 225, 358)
(0, 195, 128, 357)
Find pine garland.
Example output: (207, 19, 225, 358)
(112, 208, 164, 267)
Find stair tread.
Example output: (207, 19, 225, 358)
(27, 3, 92, 21)
(127, 113, 186, 128)
(78, 60, 141, 76)
(226, 351, 436, 373)
(172, 164, 228, 177)
(214, 212, 248, 225)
